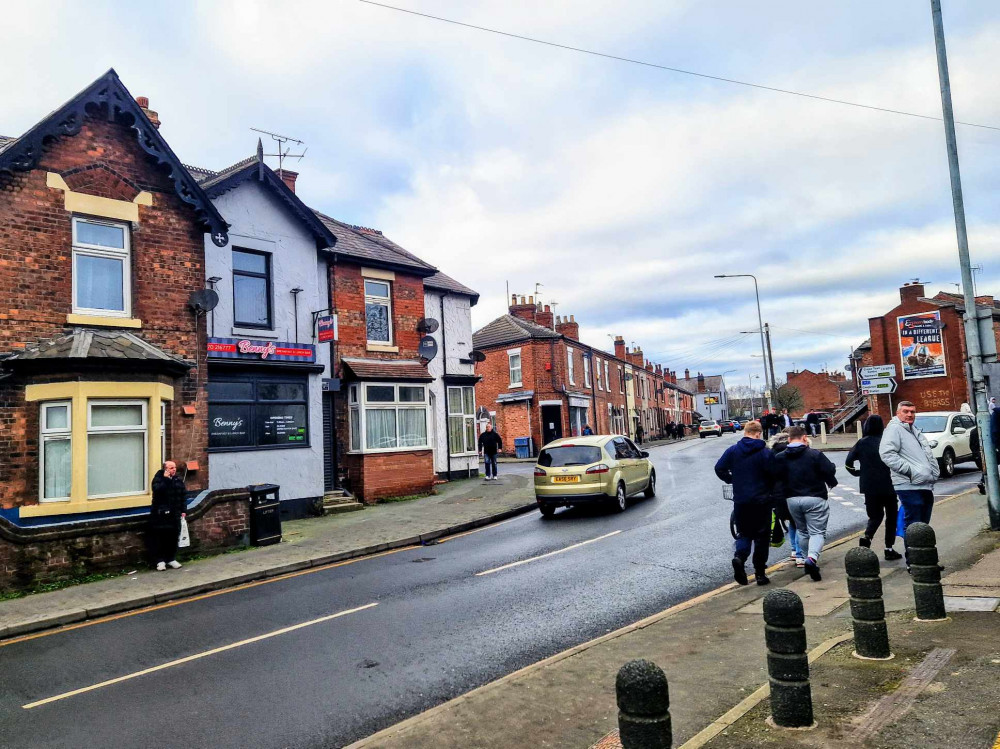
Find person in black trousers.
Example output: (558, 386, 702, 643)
(845, 415, 902, 561)
(478, 423, 503, 481)
(149, 460, 187, 570)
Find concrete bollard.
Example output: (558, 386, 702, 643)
(616, 659, 672, 748)
(905, 522, 947, 621)
(845, 547, 893, 659)
(763, 589, 814, 728)
(820, 421, 827, 444)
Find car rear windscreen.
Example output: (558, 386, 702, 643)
(538, 446, 603, 467)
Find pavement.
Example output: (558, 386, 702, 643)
(0, 470, 537, 640)
(348, 487, 1000, 749)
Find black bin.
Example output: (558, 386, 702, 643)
(248, 483, 282, 546)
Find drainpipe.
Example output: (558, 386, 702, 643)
(440, 292, 452, 479)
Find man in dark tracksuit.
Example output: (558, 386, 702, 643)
(715, 420, 775, 586)
(478, 424, 503, 481)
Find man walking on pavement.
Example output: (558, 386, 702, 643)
(714, 420, 775, 586)
(781, 408, 793, 430)
(478, 423, 503, 481)
(879, 401, 939, 560)
(775, 426, 838, 581)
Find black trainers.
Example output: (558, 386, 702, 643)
(885, 548, 903, 561)
(755, 571, 770, 586)
(859, 536, 871, 548)
(804, 557, 822, 581)
(732, 558, 749, 586)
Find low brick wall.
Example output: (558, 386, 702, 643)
(345, 449, 435, 504)
(0, 489, 250, 592)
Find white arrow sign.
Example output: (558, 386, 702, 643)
(861, 377, 897, 395)
(860, 364, 897, 379)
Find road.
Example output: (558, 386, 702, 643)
(0, 435, 980, 748)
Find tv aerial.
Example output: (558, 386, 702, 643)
(250, 127, 307, 178)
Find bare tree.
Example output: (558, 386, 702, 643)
(774, 382, 804, 413)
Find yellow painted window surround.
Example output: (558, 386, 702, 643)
(23, 381, 174, 517)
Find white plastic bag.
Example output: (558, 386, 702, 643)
(178, 516, 191, 548)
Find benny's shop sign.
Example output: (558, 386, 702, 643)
(207, 337, 315, 363)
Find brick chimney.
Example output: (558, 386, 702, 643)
(276, 169, 298, 193)
(900, 282, 926, 304)
(536, 303, 554, 329)
(509, 294, 538, 323)
(975, 295, 996, 308)
(555, 313, 579, 340)
(655, 364, 662, 377)
(684, 368, 690, 380)
(614, 335, 626, 359)
(697, 372, 706, 393)
(135, 96, 160, 129)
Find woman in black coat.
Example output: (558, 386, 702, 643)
(149, 460, 187, 570)
(845, 415, 902, 560)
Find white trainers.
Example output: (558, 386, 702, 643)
(156, 562, 167, 571)
(167, 560, 182, 569)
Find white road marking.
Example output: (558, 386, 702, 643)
(22, 602, 379, 709)
(841, 501, 855, 506)
(475, 530, 622, 576)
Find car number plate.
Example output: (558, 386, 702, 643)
(552, 476, 579, 483)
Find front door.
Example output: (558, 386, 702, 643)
(541, 405, 563, 447)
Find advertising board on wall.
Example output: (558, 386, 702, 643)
(897, 312, 946, 380)
(207, 337, 316, 363)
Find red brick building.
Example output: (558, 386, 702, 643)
(473, 296, 694, 454)
(785, 369, 851, 418)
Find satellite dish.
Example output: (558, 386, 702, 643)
(418, 335, 439, 361)
(417, 317, 440, 334)
(469, 350, 487, 363)
(188, 288, 220, 314)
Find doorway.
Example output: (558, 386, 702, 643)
(541, 405, 563, 447)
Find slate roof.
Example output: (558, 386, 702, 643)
(0, 135, 15, 153)
(5, 329, 190, 373)
(342, 357, 433, 382)
(677, 374, 726, 395)
(472, 314, 561, 349)
(312, 210, 436, 276)
(423, 270, 479, 304)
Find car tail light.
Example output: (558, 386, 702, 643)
(534, 468, 546, 477)
(586, 464, 610, 474)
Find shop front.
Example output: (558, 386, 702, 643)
(207, 336, 325, 518)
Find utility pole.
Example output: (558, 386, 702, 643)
(930, 0, 1000, 529)
(764, 323, 779, 411)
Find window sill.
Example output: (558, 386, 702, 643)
(21, 493, 152, 517)
(366, 343, 399, 353)
(232, 327, 278, 339)
(67, 313, 141, 329)
(508, 383, 524, 389)
(349, 446, 433, 455)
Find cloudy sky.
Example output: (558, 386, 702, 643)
(4, 1, 1000, 393)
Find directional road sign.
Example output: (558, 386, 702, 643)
(860, 364, 896, 379)
(861, 377, 897, 395)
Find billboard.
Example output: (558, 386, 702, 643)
(897, 312, 945, 380)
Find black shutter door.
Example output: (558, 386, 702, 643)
(322, 393, 336, 491)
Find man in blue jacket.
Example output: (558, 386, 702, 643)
(715, 420, 775, 586)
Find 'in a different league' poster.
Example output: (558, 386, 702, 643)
(898, 311, 946, 379)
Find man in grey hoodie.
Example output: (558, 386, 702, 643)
(878, 401, 940, 544)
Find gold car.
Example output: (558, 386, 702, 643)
(533, 435, 656, 517)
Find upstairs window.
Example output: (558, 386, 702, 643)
(233, 249, 272, 329)
(594, 357, 601, 391)
(72, 217, 130, 317)
(508, 351, 523, 387)
(567, 348, 575, 385)
(604, 361, 610, 391)
(583, 356, 591, 387)
(365, 280, 392, 344)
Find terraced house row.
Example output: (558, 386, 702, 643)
(0, 70, 480, 588)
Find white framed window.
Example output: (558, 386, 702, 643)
(508, 350, 523, 387)
(604, 361, 610, 392)
(86, 400, 148, 499)
(447, 386, 477, 455)
(567, 348, 575, 385)
(72, 217, 131, 317)
(161, 401, 167, 462)
(364, 279, 392, 344)
(349, 383, 429, 453)
(618, 365, 624, 393)
(584, 356, 591, 388)
(40, 401, 72, 502)
(594, 357, 602, 391)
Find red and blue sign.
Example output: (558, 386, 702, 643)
(207, 337, 316, 363)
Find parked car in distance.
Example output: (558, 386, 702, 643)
(731, 420, 743, 431)
(720, 420, 735, 433)
(699, 420, 722, 438)
(533, 435, 655, 517)
(912, 411, 979, 478)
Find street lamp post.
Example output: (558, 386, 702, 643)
(748, 373, 760, 419)
(716, 274, 773, 410)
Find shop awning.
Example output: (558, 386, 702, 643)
(342, 357, 433, 382)
(2, 328, 191, 376)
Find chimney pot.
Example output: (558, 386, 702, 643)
(544, 305, 551, 312)
(528, 295, 534, 305)
(136, 96, 149, 108)
(511, 294, 517, 305)
(276, 169, 298, 193)
(135, 96, 160, 129)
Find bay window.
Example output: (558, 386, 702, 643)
(72, 217, 130, 317)
(349, 383, 430, 452)
(40, 402, 72, 501)
(447, 386, 476, 455)
(87, 401, 147, 498)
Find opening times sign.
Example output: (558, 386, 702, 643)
(207, 337, 315, 363)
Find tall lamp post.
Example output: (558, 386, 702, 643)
(716, 274, 773, 410)
(748, 373, 760, 419)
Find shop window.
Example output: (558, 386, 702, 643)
(348, 383, 429, 453)
(233, 249, 272, 328)
(40, 401, 72, 501)
(72, 217, 130, 317)
(364, 279, 392, 344)
(447, 386, 476, 455)
(87, 401, 147, 498)
(208, 374, 309, 451)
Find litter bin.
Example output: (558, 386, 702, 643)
(248, 483, 281, 546)
(514, 437, 533, 459)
